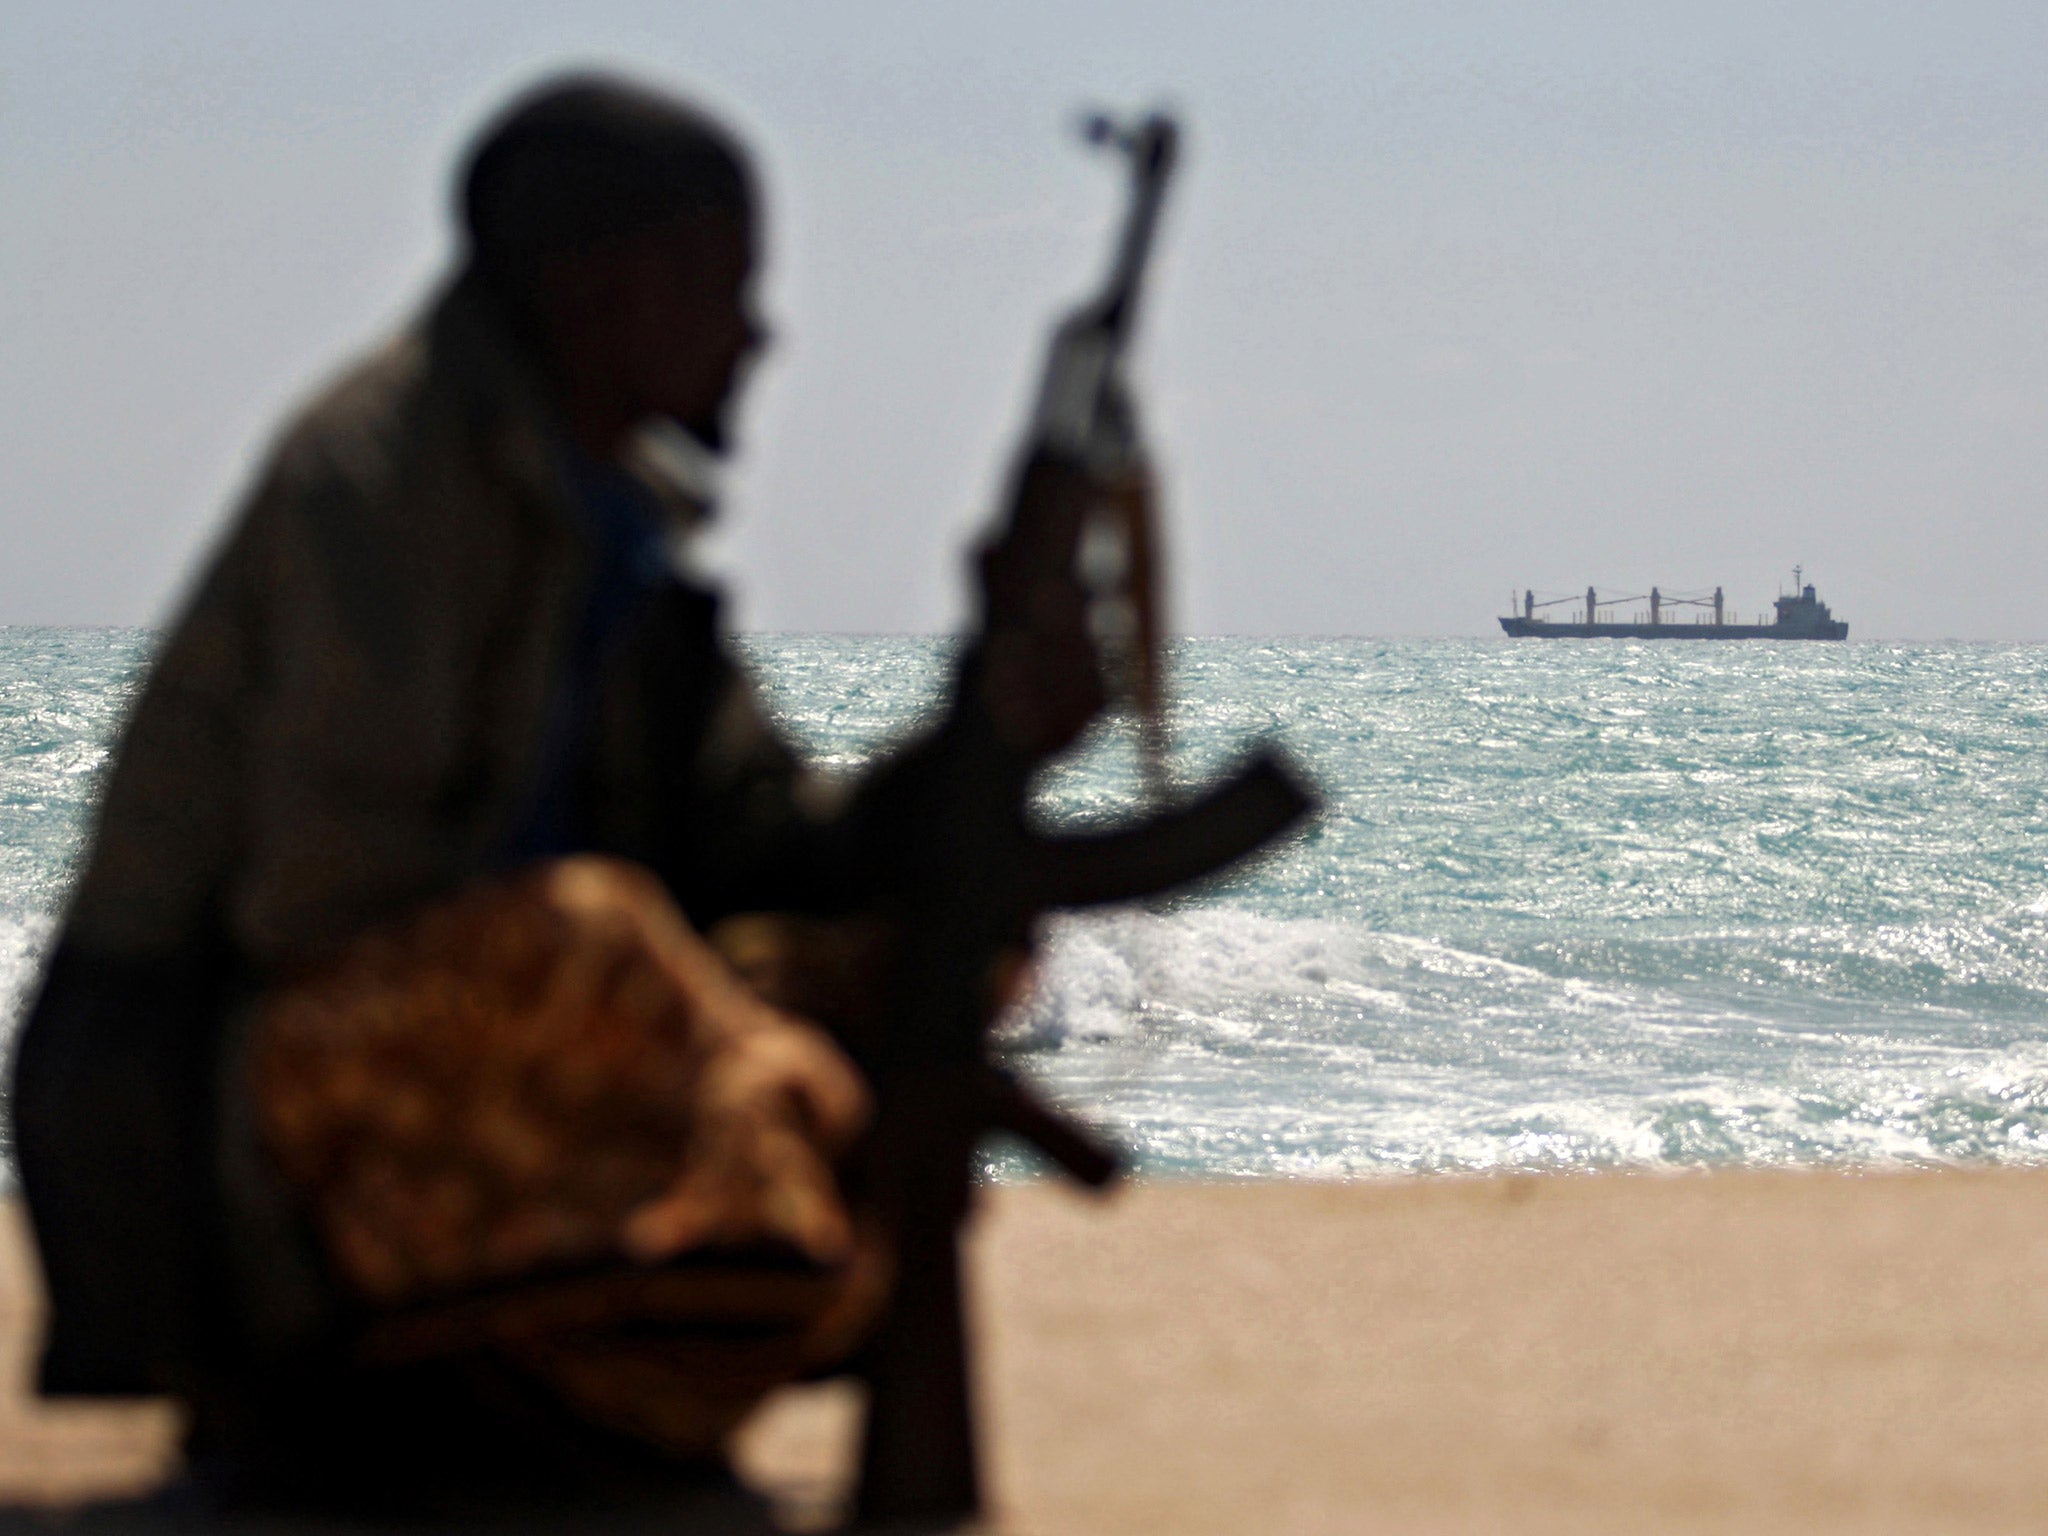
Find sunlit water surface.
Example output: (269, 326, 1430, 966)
(8, 629, 2048, 1177)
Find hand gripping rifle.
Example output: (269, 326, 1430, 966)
(840, 111, 1319, 1527)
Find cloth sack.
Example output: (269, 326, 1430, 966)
(250, 855, 886, 1455)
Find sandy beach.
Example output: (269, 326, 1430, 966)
(3, 1169, 2047, 1532)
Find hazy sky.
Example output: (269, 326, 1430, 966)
(6, 2, 2047, 637)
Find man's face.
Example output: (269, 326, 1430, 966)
(616, 209, 766, 454)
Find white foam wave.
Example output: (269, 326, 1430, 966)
(0, 913, 53, 1041)
(1001, 906, 1544, 1050)
(989, 903, 2048, 1177)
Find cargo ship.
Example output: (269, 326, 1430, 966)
(1499, 570, 1847, 640)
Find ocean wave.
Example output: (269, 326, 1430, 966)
(999, 904, 2048, 1176)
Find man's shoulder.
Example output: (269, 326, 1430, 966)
(252, 280, 556, 546)
(265, 329, 434, 500)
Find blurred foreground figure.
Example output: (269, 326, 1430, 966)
(12, 77, 899, 1517)
(11, 72, 1311, 1528)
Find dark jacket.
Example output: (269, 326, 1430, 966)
(11, 273, 891, 1399)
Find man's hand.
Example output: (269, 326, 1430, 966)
(974, 450, 1130, 758)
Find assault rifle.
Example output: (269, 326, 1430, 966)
(838, 110, 1319, 1527)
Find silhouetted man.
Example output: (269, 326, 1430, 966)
(11, 73, 1110, 1519)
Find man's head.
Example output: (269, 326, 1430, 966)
(459, 74, 765, 454)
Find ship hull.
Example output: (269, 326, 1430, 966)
(1499, 618, 1848, 640)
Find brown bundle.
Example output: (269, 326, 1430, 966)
(250, 855, 885, 1453)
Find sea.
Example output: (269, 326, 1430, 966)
(6, 628, 2048, 1180)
